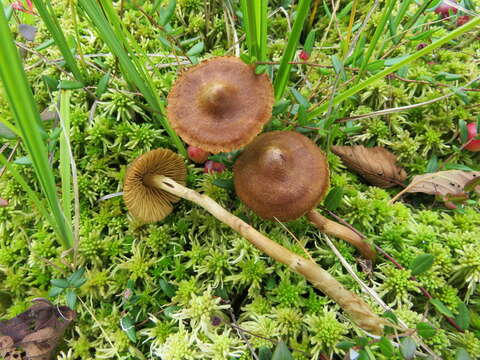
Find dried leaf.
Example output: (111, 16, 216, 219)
(331, 145, 407, 188)
(0, 298, 75, 360)
(405, 170, 480, 197)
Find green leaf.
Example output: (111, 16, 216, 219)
(186, 41, 204, 56)
(0, 122, 17, 139)
(444, 163, 474, 171)
(65, 289, 77, 309)
(35, 38, 55, 51)
(259, 347, 273, 360)
(436, 72, 462, 81)
(67, 268, 86, 288)
(382, 310, 399, 325)
(455, 348, 471, 360)
(409, 253, 435, 276)
(426, 155, 438, 173)
(378, 336, 395, 356)
(399, 337, 416, 359)
(212, 179, 234, 191)
(158, 0, 176, 26)
(48, 286, 64, 297)
(303, 30, 316, 54)
(416, 322, 436, 338)
(51, 278, 70, 288)
(42, 75, 59, 91)
(290, 87, 310, 107)
(120, 315, 137, 342)
(272, 100, 290, 115)
(430, 298, 454, 318)
(96, 71, 110, 97)
(272, 341, 293, 360)
(240, 53, 252, 64)
(255, 64, 268, 75)
(459, 119, 468, 144)
(324, 187, 344, 211)
(159, 278, 177, 298)
(57, 80, 84, 90)
(453, 88, 470, 105)
(336, 340, 355, 350)
(13, 156, 32, 165)
(455, 302, 470, 330)
(331, 55, 347, 81)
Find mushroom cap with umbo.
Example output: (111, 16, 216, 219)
(167, 56, 274, 154)
(233, 131, 329, 221)
(123, 149, 187, 223)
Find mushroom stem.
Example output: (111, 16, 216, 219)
(150, 174, 384, 335)
(306, 210, 376, 261)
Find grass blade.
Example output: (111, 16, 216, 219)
(0, 7, 73, 248)
(357, 0, 396, 80)
(77, 0, 186, 156)
(31, 0, 85, 82)
(59, 90, 72, 228)
(307, 15, 480, 120)
(273, 0, 312, 100)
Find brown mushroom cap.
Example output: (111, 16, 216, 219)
(167, 56, 274, 154)
(123, 149, 187, 223)
(233, 131, 329, 221)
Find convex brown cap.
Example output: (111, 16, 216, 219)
(233, 131, 329, 221)
(123, 149, 187, 222)
(167, 56, 274, 154)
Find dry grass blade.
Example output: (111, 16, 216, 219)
(332, 145, 407, 188)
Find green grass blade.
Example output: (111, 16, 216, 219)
(77, 0, 186, 157)
(59, 90, 72, 228)
(0, 7, 73, 248)
(240, 0, 254, 57)
(273, 0, 312, 100)
(0, 153, 55, 228)
(259, 0, 268, 61)
(307, 15, 480, 121)
(245, 0, 259, 59)
(31, 0, 85, 82)
(357, 0, 396, 80)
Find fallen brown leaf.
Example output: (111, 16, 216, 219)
(331, 145, 407, 188)
(0, 298, 75, 360)
(405, 170, 480, 196)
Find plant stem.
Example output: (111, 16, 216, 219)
(151, 174, 385, 335)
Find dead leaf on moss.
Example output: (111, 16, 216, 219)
(405, 170, 480, 196)
(0, 298, 75, 360)
(331, 145, 407, 188)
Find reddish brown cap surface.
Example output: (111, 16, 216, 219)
(167, 56, 274, 154)
(123, 149, 187, 222)
(233, 131, 329, 221)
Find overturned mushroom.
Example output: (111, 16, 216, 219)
(233, 131, 376, 260)
(167, 56, 274, 154)
(123, 148, 384, 335)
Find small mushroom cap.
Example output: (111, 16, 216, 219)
(167, 56, 274, 154)
(123, 149, 187, 223)
(233, 131, 329, 221)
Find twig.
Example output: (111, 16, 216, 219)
(228, 309, 259, 360)
(0, 141, 19, 178)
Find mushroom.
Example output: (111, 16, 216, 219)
(167, 56, 274, 154)
(123, 148, 384, 335)
(233, 131, 376, 260)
